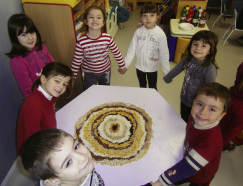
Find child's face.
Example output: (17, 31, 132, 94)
(141, 12, 159, 29)
(41, 75, 70, 97)
(17, 26, 37, 50)
(85, 9, 104, 31)
(190, 39, 210, 61)
(191, 94, 226, 126)
(48, 136, 94, 185)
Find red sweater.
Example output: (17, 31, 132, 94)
(17, 86, 58, 156)
(160, 117, 222, 186)
(220, 62, 243, 145)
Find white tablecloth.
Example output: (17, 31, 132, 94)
(56, 85, 186, 186)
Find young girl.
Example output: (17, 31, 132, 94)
(6, 13, 55, 98)
(17, 62, 73, 156)
(220, 62, 243, 152)
(164, 30, 219, 123)
(123, 2, 170, 90)
(71, 6, 126, 90)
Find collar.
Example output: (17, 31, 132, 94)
(37, 85, 53, 100)
(79, 173, 92, 186)
(193, 119, 219, 130)
(142, 24, 158, 32)
(191, 56, 206, 65)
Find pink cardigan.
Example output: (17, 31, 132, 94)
(10, 44, 55, 97)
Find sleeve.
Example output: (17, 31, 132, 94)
(108, 36, 125, 68)
(42, 44, 55, 62)
(204, 65, 217, 84)
(163, 61, 184, 83)
(234, 62, 243, 86)
(159, 145, 216, 186)
(71, 41, 84, 78)
(124, 30, 138, 68)
(18, 104, 43, 155)
(10, 57, 33, 98)
(222, 110, 243, 144)
(158, 31, 170, 76)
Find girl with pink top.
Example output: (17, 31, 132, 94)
(6, 13, 55, 98)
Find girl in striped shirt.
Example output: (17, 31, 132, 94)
(71, 6, 127, 90)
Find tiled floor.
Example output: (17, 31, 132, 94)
(4, 5, 243, 186)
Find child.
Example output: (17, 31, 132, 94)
(220, 62, 243, 152)
(71, 6, 127, 90)
(123, 1, 170, 90)
(17, 62, 73, 156)
(6, 13, 55, 98)
(22, 128, 105, 186)
(164, 30, 219, 123)
(150, 82, 232, 186)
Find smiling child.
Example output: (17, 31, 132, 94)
(22, 128, 105, 186)
(150, 82, 232, 186)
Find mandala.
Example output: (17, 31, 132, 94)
(75, 102, 153, 166)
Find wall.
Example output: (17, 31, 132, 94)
(0, 0, 24, 184)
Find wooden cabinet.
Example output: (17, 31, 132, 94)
(22, 0, 106, 107)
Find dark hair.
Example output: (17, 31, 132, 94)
(182, 30, 219, 70)
(84, 6, 106, 32)
(194, 82, 232, 113)
(31, 62, 73, 98)
(140, 1, 160, 16)
(6, 13, 43, 58)
(22, 128, 72, 180)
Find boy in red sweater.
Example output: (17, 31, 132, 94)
(149, 82, 232, 186)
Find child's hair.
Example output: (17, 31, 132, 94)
(194, 82, 232, 113)
(22, 128, 72, 180)
(6, 13, 42, 58)
(84, 6, 106, 32)
(140, 1, 160, 16)
(182, 30, 219, 70)
(31, 62, 73, 97)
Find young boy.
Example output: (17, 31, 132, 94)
(22, 128, 105, 186)
(151, 82, 232, 186)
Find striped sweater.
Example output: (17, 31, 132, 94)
(71, 32, 125, 78)
(159, 117, 222, 185)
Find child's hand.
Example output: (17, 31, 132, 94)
(118, 67, 127, 75)
(163, 77, 172, 84)
(153, 180, 163, 186)
(141, 182, 153, 186)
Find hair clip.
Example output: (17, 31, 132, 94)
(19, 16, 25, 19)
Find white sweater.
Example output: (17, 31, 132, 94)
(124, 25, 170, 75)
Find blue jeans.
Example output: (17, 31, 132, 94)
(84, 69, 111, 90)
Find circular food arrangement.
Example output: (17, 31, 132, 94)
(75, 102, 153, 166)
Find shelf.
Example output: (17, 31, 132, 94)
(96, 0, 103, 7)
(81, 31, 86, 36)
(75, 21, 84, 32)
(85, 0, 95, 9)
(73, 10, 85, 21)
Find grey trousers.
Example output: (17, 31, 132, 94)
(84, 69, 111, 90)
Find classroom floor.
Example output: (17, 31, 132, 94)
(4, 5, 243, 186)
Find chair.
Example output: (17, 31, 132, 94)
(212, 0, 234, 29)
(222, 9, 243, 46)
